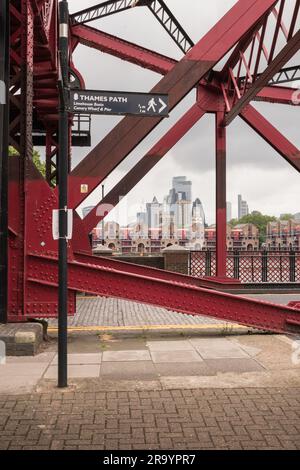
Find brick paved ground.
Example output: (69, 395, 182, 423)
(0, 387, 300, 450)
(47, 294, 299, 327)
(47, 297, 225, 327)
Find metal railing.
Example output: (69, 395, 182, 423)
(189, 250, 300, 283)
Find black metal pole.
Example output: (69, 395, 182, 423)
(0, 0, 9, 324)
(58, 0, 69, 388)
(102, 183, 105, 245)
(290, 250, 296, 283)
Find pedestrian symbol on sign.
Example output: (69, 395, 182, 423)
(147, 98, 157, 113)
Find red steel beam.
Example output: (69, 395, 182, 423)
(27, 253, 300, 335)
(226, 28, 300, 125)
(74, 252, 207, 289)
(215, 112, 227, 279)
(256, 85, 300, 105)
(71, 23, 176, 75)
(220, 19, 266, 77)
(73, 253, 243, 291)
(72, 24, 299, 109)
(240, 104, 300, 172)
(68, 0, 278, 210)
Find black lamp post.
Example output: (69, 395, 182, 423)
(58, 0, 69, 388)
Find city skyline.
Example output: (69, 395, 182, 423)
(84, 176, 298, 228)
(92, 176, 206, 242)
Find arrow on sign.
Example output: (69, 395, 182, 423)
(159, 98, 167, 114)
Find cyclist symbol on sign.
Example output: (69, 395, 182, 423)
(147, 98, 157, 113)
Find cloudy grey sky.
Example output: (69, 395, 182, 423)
(68, 0, 300, 225)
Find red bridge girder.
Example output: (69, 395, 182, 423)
(71, 23, 176, 75)
(27, 253, 300, 335)
(240, 105, 300, 172)
(72, 22, 300, 108)
(5, 0, 300, 333)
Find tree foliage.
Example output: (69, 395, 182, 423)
(229, 211, 277, 244)
(9, 146, 46, 177)
(279, 213, 294, 221)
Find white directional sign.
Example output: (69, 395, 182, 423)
(52, 210, 73, 241)
(70, 89, 169, 117)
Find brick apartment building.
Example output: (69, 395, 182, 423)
(203, 223, 259, 251)
(92, 222, 259, 254)
(265, 219, 300, 250)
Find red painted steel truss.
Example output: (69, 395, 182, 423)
(5, 0, 300, 334)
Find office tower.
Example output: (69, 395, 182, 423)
(238, 194, 249, 219)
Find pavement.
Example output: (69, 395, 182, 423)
(0, 333, 300, 449)
(1, 333, 300, 395)
(1, 386, 300, 450)
(46, 293, 300, 335)
(1, 293, 300, 450)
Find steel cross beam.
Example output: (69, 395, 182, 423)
(240, 104, 300, 172)
(256, 86, 300, 105)
(71, 23, 176, 75)
(74, 252, 208, 289)
(146, 0, 194, 54)
(68, 0, 278, 210)
(72, 252, 239, 291)
(269, 65, 300, 84)
(225, 29, 300, 125)
(72, 24, 300, 90)
(27, 254, 300, 335)
(241, 65, 300, 85)
(70, 0, 193, 55)
(70, 0, 143, 24)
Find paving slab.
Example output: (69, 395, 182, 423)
(100, 338, 148, 351)
(0, 362, 48, 394)
(6, 352, 56, 364)
(0, 376, 41, 394)
(102, 350, 151, 362)
(0, 363, 48, 377)
(205, 358, 265, 373)
(229, 340, 262, 357)
(100, 361, 157, 380)
(150, 350, 202, 363)
(51, 353, 102, 365)
(189, 337, 250, 359)
(154, 362, 214, 377)
(44, 364, 101, 379)
(147, 340, 194, 351)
